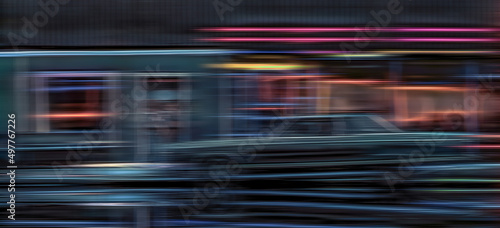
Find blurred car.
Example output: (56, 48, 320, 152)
(165, 114, 497, 226)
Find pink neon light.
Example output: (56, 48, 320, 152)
(200, 37, 359, 43)
(200, 27, 359, 32)
(391, 38, 499, 42)
(200, 27, 500, 33)
(200, 37, 500, 43)
(391, 28, 499, 32)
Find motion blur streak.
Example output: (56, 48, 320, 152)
(201, 37, 500, 43)
(33, 113, 114, 118)
(200, 27, 500, 33)
(1, 0, 500, 227)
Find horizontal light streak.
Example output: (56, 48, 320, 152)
(319, 80, 390, 84)
(70, 163, 175, 168)
(393, 37, 499, 42)
(379, 86, 467, 92)
(34, 112, 113, 119)
(0, 50, 496, 59)
(200, 27, 500, 33)
(389, 116, 432, 122)
(326, 53, 390, 58)
(234, 107, 295, 111)
(464, 135, 500, 138)
(449, 145, 500, 149)
(260, 75, 331, 80)
(201, 37, 500, 43)
(0, 50, 231, 57)
(421, 110, 483, 115)
(376, 50, 498, 54)
(206, 63, 314, 70)
(425, 178, 500, 182)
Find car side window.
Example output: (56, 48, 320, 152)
(286, 118, 335, 136)
(331, 117, 347, 135)
(310, 118, 332, 136)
